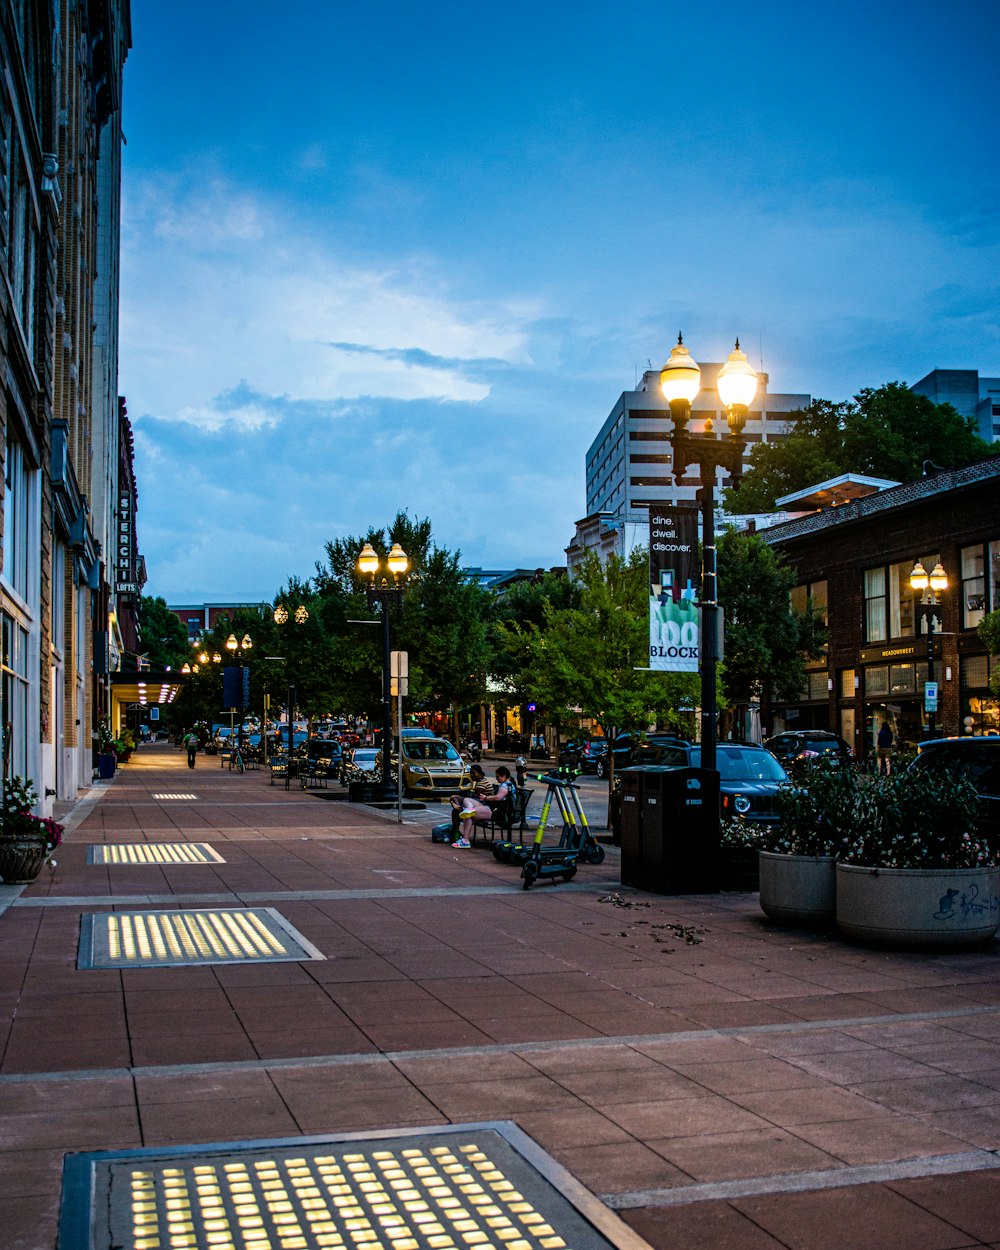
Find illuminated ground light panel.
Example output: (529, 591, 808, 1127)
(60, 1124, 650, 1250)
(88, 844, 226, 865)
(78, 908, 325, 970)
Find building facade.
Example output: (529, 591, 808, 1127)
(1, 0, 132, 810)
(911, 369, 1000, 444)
(760, 459, 1000, 760)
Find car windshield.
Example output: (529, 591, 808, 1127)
(692, 748, 787, 782)
(404, 741, 460, 761)
(352, 750, 380, 766)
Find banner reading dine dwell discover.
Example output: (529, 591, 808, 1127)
(649, 506, 699, 672)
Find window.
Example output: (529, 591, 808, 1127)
(2, 436, 34, 601)
(961, 540, 1000, 629)
(790, 580, 828, 625)
(863, 556, 938, 643)
(2, 613, 29, 779)
(840, 669, 856, 699)
(51, 541, 65, 655)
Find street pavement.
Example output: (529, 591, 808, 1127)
(3, 741, 1000, 1249)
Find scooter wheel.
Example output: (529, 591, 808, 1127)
(521, 861, 538, 890)
(562, 865, 577, 882)
(586, 843, 606, 865)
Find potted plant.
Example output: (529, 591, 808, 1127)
(96, 717, 117, 779)
(758, 761, 860, 927)
(0, 776, 64, 884)
(115, 727, 136, 762)
(720, 816, 766, 891)
(836, 769, 999, 949)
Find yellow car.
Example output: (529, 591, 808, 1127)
(398, 737, 472, 798)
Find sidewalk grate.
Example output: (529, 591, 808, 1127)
(78, 907, 325, 970)
(60, 1123, 649, 1250)
(152, 793, 199, 800)
(88, 843, 225, 865)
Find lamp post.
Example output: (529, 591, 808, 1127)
(356, 541, 411, 801)
(273, 602, 309, 759)
(225, 632, 253, 754)
(909, 560, 948, 739)
(659, 335, 758, 773)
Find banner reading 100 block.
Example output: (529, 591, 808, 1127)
(649, 506, 699, 672)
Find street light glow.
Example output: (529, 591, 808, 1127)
(717, 340, 759, 412)
(659, 333, 702, 406)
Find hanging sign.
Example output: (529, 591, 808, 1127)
(649, 506, 699, 673)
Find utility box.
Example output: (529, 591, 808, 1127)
(619, 765, 720, 894)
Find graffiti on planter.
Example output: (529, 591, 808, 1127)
(933, 882, 1000, 922)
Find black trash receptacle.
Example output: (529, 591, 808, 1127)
(619, 765, 720, 894)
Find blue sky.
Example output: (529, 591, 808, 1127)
(121, 0, 1000, 603)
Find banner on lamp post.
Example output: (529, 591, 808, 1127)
(649, 505, 699, 672)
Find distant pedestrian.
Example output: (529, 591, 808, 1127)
(182, 729, 199, 769)
(876, 723, 894, 775)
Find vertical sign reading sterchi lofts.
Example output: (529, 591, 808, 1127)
(649, 506, 699, 672)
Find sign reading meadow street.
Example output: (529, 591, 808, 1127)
(649, 505, 699, 672)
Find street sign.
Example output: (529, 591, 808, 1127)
(390, 650, 408, 678)
(924, 680, 938, 712)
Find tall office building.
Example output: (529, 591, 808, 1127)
(910, 369, 1000, 443)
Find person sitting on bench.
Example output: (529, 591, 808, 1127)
(452, 766, 516, 848)
(447, 764, 490, 838)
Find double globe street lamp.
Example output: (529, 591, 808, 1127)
(225, 633, 253, 753)
(356, 542, 411, 801)
(909, 559, 949, 739)
(659, 335, 758, 772)
(272, 602, 309, 758)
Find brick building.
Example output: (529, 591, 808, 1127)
(760, 458, 1000, 759)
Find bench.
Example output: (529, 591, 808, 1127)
(471, 787, 533, 846)
(301, 758, 334, 789)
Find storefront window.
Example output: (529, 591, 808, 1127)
(1, 613, 28, 779)
(865, 666, 889, 696)
(840, 668, 856, 699)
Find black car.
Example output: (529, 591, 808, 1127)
(763, 731, 853, 767)
(610, 742, 789, 836)
(908, 737, 1000, 846)
(601, 733, 692, 778)
(557, 737, 609, 773)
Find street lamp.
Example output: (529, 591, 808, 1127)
(356, 541, 411, 800)
(660, 336, 757, 773)
(273, 602, 310, 758)
(909, 559, 948, 739)
(225, 633, 253, 752)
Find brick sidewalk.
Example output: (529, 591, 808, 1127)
(2, 742, 1000, 1249)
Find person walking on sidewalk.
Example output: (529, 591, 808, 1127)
(182, 729, 199, 769)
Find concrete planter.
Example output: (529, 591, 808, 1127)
(836, 863, 1000, 949)
(759, 852, 837, 927)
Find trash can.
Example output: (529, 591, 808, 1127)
(619, 765, 720, 894)
(97, 752, 117, 780)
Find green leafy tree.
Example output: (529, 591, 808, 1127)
(726, 384, 997, 513)
(500, 550, 697, 785)
(717, 529, 827, 713)
(138, 596, 191, 670)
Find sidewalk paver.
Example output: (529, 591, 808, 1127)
(3, 741, 1000, 1250)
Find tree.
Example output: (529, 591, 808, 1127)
(977, 611, 1000, 700)
(717, 529, 827, 714)
(138, 596, 191, 670)
(726, 384, 997, 513)
(499, 551, 697, 786)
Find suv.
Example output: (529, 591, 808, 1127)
(557, 737, 608, 773)
(764, 731, 853, 767)
(908, 737, 1000, 846)
(396, 736, 472, 798)
(610, 742, 789, 835)
(601, 733, 692, 778)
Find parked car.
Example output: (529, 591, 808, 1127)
(342, 747, 384, 785)
(610, 742, 789, 836)
(396, 736, 472, 798)
(909, 736, 1000, 846)
(600, 733, 692, 778)
(763, 730, 853, 767)
(557, 737, 608, 773)
(304, 738, 342, 769)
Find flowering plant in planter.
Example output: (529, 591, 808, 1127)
(763, 760, 861, 858)
(842, 769, 991, 870)
(720, 815, 767, 850)
(0, 776, 64, 873)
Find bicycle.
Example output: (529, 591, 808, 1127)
(229, 745, 245, 773)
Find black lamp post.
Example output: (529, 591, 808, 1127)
(909, 560, 948, 739)
(356, 541, 411, 801)
(273, 602, 309, 759)
(659, 335, 758, 773)
(225, 633, 253, 754)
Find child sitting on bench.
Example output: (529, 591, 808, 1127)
(452, 766, 515, 848)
